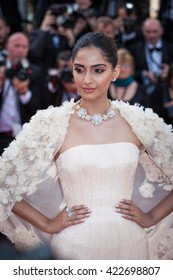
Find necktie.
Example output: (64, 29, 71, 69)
(149, 47, 162, 53)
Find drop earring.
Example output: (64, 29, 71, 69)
(112, 78, 116, 82)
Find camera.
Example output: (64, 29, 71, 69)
(5, 59, 32, 81)
(49, 3, 80, 29)
(49, 3, 79, 15)
(60, 66, 73, 83)
(47, 68, 60, 87)
(48, 66, 73, 83)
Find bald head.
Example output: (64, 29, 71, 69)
(142, 18, 163, 45)
(6, 32, 29, 62)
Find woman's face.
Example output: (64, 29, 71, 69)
(118, 60, 133, 79)
(72, 47, 119, 101)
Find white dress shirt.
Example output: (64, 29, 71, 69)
(145, 39, 163, 76)
(0, 79, 32, 136)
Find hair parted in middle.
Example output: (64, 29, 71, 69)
(72, 32, 118, 69)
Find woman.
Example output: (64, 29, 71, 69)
(109, 48, 150, 107)
(0, 32, 173, 260)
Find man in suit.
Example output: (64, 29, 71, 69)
(42, 50, 79, 109)
(129, 18, 173, 95)
(0, 32, 43, 155)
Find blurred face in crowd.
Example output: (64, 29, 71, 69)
(0, 18, 10, 45)
(57, 59, 72, 71)
(142, 18, 163, 45)
(117, 7, 127, 19)
(118, 60, 133, 79)
(6, 33, 29, 62)
(75, 0, 93, 10)
(117, 49, 134, 80)
(96, 22, 115, 39)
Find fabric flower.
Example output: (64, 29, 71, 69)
(139, 181, 155, 198)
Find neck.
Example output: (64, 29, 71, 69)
(79, 97, 110, 115)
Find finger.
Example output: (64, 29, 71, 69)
(115, 202, 138, 217)
(119, 199, 133, 205)
(75, 207, 92, 216)
(121, 214, 137, 222)
(67, 219, 86, 226)
(117, 199, 138, 209)
(116, 208, 135, 216)
(71, 205, 92, 217)
(68, 210, 91, 222)
(115, 202, 134, 211)
(64, 205, 91, 222)
(72, 204, 88, 211)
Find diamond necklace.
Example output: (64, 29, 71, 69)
(76, 99, 116, 126)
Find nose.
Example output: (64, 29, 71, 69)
(83, 71, 93, 85)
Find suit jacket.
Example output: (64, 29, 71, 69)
(129, 40, 173, 83)
(0, 62, 44, 125)
(28, 29, 70, 74)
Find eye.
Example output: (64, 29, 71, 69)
(94, 68, 105, 73)
(74, 67, 84, 73)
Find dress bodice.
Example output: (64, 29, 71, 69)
(56, 142, 140, 208)
(52, 143, 149, 260)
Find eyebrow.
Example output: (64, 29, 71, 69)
(73, 63, 107, 68)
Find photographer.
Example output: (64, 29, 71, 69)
(72, 0, 99, 39)
(42, 50, 79, 109)
(0, 32, 43, 155)
(129, 18, 173, 95)
(28, 4, 77, 74)
(113, 3, 143, 49)
(42, 66, 79, 109)
(94, 16, 116, 40)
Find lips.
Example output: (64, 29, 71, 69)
(82, 88, 96, 93)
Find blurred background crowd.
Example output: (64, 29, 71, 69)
(0, 0, 173, 258)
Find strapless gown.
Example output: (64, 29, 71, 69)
(51, 143, 149, 259)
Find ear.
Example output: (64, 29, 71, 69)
(112, 65, 120, 82)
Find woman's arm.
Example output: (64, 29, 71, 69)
(12, 200, 91, 234)
(115, 190, 173, 228)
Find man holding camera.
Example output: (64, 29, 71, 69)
(28, 1, 98, 74)
(28, 5, 75, 75)
(0, 32, 43, 155)
(42, 50, 79, 109)
(129, 18, 173, 95)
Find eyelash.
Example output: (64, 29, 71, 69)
(95, 69, 105, 73)
(74, 68, 105, 74)
(74, 68, 83, 73)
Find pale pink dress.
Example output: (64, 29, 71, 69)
(51, 143, 149, 259)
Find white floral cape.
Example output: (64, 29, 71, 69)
(0, 99, 173, 259)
